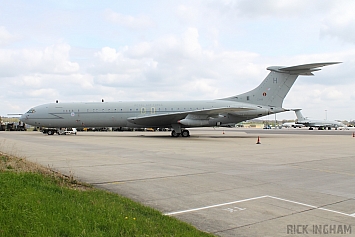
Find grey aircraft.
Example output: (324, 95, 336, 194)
(294, 109, 347, 130)
(20, 62, 340, 137)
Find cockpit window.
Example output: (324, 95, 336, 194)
(26, 108, 36, 113)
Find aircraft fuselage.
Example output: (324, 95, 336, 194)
(21, 100, 276, 129)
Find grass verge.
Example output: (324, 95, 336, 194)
(0, 152, 214, 236)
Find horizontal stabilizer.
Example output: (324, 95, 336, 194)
(267, 62, 341, 75)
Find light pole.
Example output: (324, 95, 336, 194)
(325, 110, 327, 120)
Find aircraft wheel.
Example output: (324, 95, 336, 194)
(181, 130, 190, 137)
(48, 130, 53, 135)
(309, 127, 313, 130)
(171, 130, 180, 137)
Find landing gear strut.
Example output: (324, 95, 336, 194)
(171, 123, 190, 137)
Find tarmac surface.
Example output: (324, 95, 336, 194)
(1, 128, 355, 236)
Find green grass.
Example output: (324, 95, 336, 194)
(0, 156, 214, 237)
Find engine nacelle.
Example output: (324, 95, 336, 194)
(178, 118, 209, 126)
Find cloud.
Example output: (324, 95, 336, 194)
(0, 26, 16, 45)
(176, 4, 200, 24)
(96, 47, 121, 63)
(0, 43, 79, 77)
(27, 88, 59, 98)
(2, 1, 355, 121)
(199, 0, 309, 20)
(104, 9, 154, 29)
(88, 27, 262, 100)
(320, 2, 355, 44)
(284, 82, 355, 111)
(235, 0, 306, 17)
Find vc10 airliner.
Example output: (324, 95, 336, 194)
(20, 62, 340, 137)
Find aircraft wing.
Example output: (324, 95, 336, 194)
(311, 123, 334, 127)
(127, 107, 253, 126)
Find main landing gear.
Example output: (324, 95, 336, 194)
(171, 129, 190, 137)
(171, 123, 190, 137)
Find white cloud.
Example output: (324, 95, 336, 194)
(182, 28, 201, 57)
(320, 2, 355, 44)
(86, 28, 264, 102)
(1, 1, 355, 121)
(176, 4, 199, 24)
(104, 9, 154, 29)
(27, 88, 59, 98)
(0, 43, 79, 77)
(0, 26, 15, 45)
(96, 47, 121, 63)
(21, 75, 43, 88)
(236, 0, 305, 17)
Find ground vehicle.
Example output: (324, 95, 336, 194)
(59, 128, 77, 135)
(263, 125, 271, 129)
(42, 128, 77, 135)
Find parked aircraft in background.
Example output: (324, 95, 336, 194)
(20, 62, 340, 137)
(294, 109, 347, 130)
(282, 122, 304, 128)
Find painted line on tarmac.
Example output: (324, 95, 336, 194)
(165, 195, 355, 218)
(267, 195, 355, 218)
(164, 195, 268, 216)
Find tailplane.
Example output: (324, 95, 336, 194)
(221, 62, 340, 108)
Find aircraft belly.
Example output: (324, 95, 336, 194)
(80, 114, 126, 127)
(128, 114, 185, 127)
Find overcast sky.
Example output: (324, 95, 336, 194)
(1, 0, 355, 121)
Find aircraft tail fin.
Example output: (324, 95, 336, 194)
(221, 62, 341, 108)
(293, 109, 306, 122)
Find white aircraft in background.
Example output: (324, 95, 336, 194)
(282, 122, 304, 128)
(294, 109, 347, 130)
(20, 62, 340, 137)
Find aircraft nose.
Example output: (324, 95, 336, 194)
(19, 113, 26, 122)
